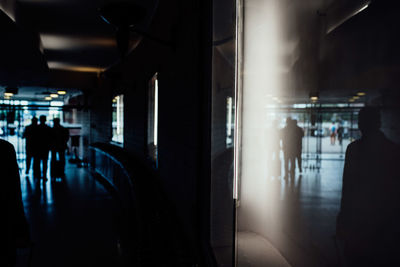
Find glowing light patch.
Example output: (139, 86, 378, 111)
(40, 34, 115, 50)
(48, 62, 105, 73)
(50, 101, 64, 107)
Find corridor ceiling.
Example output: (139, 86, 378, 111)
(0, 0, 158, 98)
(0, 0, 397, 102)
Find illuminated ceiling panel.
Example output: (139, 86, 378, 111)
(40, 34, 116, 50)
(47, 61, 105, 73)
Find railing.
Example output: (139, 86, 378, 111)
(88, 143, 193, 265)
(90, 143, 135, 213)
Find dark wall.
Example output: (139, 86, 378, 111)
(320, 0, 400, 143)
(87, 0, 213, 263)
(320, 0, 400, 97)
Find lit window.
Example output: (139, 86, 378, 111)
(112, 95, 124, 144)
(147, 73, 158, 164)
(226, 96, 235, 147)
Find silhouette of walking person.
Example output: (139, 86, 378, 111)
(336, 107, 400, 266)
(281, 117, 296, 178)
(292, 120, 304, 173)
(0, 139, 30, 266)
(22, 117, 38, 174)
(50, 118, 69, 180)
(33, 115, 52, 181)
(330, 123, 336, 145)
(337, 124, 344, 146)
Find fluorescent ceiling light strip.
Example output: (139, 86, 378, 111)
(327, 1, 371, 34)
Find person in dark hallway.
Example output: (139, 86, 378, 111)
(292, 119, 304, 173)
(50, 118, 69, 179)
(33, 115, 52, 181)
(281, 117, 295, 178)
(336, 107, 400, 266)
(337, 124, 344, 146)
(330, 123, 336, 145)
(0, 139, 30, 266)
(22, 117, 38, 174)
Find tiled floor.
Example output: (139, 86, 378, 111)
(18, 161, 120, 267)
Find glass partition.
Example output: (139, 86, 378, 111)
(212, 0, 400, 266)
(147, 73, 159, 165)
(210, 0, 238, 265)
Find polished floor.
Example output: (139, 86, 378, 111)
(18, 161, 120, 267)
(238, 158, 344, 267)
(16, 154, 344, 267)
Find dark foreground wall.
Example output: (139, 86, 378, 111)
(86, 0, 213, 264)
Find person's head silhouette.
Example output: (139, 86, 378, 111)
(53, 118, 60, 126)
(358, 106, 381, 135)
(286, 117, 292, 125)
(32, 117, 38, 125)
(39, 115, 47, 125)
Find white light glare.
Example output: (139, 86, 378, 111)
(154, 78, 158, 146)
(50, 101, 64, 107)
(327, 1, 370, 34)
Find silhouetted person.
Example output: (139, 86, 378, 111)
(281, 118, 304, 177)
(336, 107, 400, 266)
(281, 117, 295, 177)
(51, 118, 69, 179)
(330, 123, 336, 145)
(33, 115, 51, 181)
(292, 120, 304, 173)
(337, 124, 344, 146)
(0, 139, 30, 266)
(22, 117, 38, 174)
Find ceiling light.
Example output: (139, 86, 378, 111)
(4, 92, 13, 97)
(357, 92, 366, 96)
(327, 1, 370, 34)
(57, 90, 67, 95)
(45, 96, 52, 101)
(50, 94, 59, 98)
(353, 96, 360, 99)
(309, 92, 319, 102)
(349, 98, 355, 102)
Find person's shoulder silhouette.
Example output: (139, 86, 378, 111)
(0, 139, 30, 266)
(337, 106, 400, 266)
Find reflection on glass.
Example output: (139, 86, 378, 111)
(147, 73, 158, 165)
(226, 96, 235, 147)
(112, 95, 124, 144)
